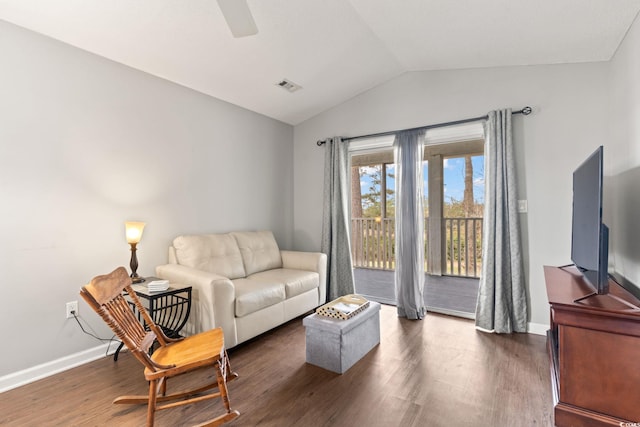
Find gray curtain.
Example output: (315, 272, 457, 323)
(321, 137, 355, 301)
(394, 130, 427, 320)
(475, 109, 528, 333)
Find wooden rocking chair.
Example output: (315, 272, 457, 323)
(80, 266, 239, 427)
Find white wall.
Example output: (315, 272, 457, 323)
(607, 14, 640, 289)
(0, 21, 293, 377)
(293, 63, 610, 327)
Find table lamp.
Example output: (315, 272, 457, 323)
(125, 221, 146, 283)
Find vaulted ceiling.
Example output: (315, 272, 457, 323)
(1, 0, 639, 125)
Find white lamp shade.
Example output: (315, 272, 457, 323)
(125, 221, 145, 244)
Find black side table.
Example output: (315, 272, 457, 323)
(113, 281, 192, 361)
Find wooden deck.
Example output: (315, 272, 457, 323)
(354, 268, 479, 319)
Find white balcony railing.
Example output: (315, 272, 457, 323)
(350, 217, 483, 278)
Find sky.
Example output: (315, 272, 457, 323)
(443, 156, 485, 203)
(359, 155, 485, 207)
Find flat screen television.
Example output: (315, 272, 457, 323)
(571, 145, 609, 296)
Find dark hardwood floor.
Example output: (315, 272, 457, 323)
(1, 304, 553, 426)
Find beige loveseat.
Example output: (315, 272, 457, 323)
(155, 231, 327, 348)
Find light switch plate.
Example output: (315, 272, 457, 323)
(518, 200, 528, 213)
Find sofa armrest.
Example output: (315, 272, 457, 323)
(155, 264, 238, 346)
(280, 251, 328, 305)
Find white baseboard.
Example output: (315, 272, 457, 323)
(0, 343, 117, 393)
(527, 322, 549, 336)
(475, 322, 549, 335)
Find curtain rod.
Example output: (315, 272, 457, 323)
(316, 106, 532, 146)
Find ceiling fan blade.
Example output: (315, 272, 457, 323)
(217, 0, 258, 38)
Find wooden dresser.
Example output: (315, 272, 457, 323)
(545, 265, 640, 426)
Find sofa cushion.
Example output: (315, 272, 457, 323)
(172, 234, 246, 279)
(233, 278, 285, 317)
(232, 231, 283, 276)
(249, 269, 319, 299)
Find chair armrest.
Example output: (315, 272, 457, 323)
(280, 251, 327, 305)
(155, 264, 238, 346)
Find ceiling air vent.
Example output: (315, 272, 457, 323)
(276, 79, 302, 93)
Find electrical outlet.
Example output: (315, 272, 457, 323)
(66, 301, 78, 319)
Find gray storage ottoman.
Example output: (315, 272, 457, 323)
(303, 301, 381, 374)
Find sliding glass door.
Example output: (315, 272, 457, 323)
(349, 122, 485, 318)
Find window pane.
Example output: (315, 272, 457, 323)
(385, 163, 395, 218)
(443, 155, 484, 218)
(359, 164, 382, 217)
